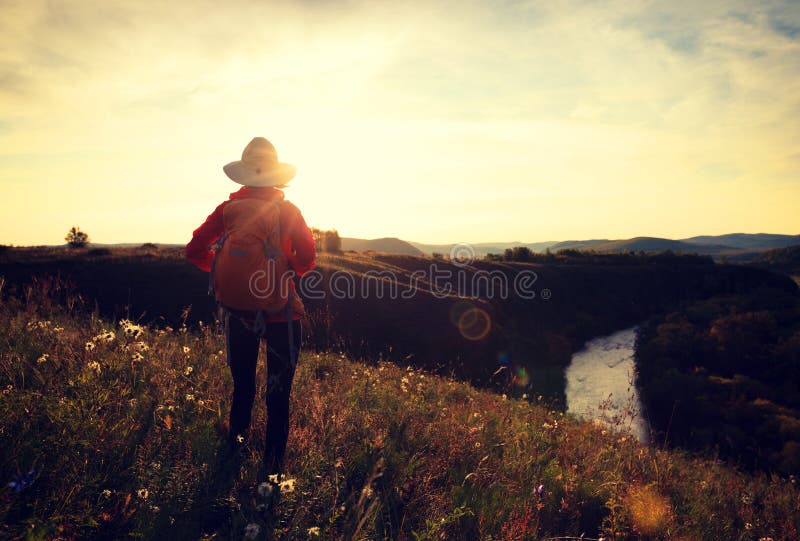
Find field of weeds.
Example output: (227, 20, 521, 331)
(1, 280, 798, 540)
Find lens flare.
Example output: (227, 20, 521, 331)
(515, 366, 530, 387)
(457, 307, 492, 341)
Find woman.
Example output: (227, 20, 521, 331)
(186, 137, 316, 475)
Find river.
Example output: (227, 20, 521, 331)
(564, 327, 649, 443)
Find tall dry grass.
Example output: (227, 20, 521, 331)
(1, 279, 798, 540)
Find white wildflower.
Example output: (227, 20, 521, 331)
(36, 353, 49, 364)
(279, 478, 296, 493)
(307, 526, 321, 536)
(185, 393, 195, 402)
(137, 488, 149, 500)
(184, 366, 193, 376)
(257, 482, 273, 498)
(243, 523, 260, 540)
(92, 330, 115, 343)
(87, 361, 101, 375)
(182, 346, 190, 354)
(131, 352, 144, 362)
(85, 341, 96, 351)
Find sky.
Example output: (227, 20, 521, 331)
(1, 0, 798, 245)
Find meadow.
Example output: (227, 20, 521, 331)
(2, 270, 800, 539)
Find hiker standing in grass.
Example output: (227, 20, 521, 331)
(186, 137, 316, 476)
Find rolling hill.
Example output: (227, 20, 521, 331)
(339, 237, 423, 256)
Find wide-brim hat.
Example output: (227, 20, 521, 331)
(223, 137, 296, 187)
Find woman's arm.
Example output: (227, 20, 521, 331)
(185, 203, 225, 272)
(282, 202, 316, 276)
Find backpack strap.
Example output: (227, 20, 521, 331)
(208, 233, 228, 296)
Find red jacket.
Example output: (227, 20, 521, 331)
(186, 187, 316, 317)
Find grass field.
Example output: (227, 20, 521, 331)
(2, 277, 799, 540)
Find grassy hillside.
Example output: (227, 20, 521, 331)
(1, 247, 795, 405)
(2, 283, 799, 540)
(340, 238, 423, 256)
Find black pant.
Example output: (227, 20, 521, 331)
(225, 312, 301, 474)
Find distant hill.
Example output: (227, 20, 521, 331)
(30, 233, 799, 260)
(549, 239, 610, 251)
(410, 241, 557, 256)
(682, 233, 800, 250)
(578, 237, 730, 254)
(341, 237, 423, 256)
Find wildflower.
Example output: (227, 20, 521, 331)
(184, 366, 193, 376)
(243, 523, 260, 540)
(132, 341, 149, 352)
(257, 482, 273, 498)
(501, 394, 507, 400)
(53, 326, 64, 333)
(85, 341, 96, 351)
(185, 393, 195, 402)
(36, 353, 49, 363)
(101, 489, 112, 498)
(131, 352, 144, 362)
(473, 412, 481, 419)
(182, 346, 191, 354)
(122, 323, 145, 339)
(475, 442, 481, 448)
(334, 457, 344, 469)
(542, 423, 553, 430)
(745, 522, 753, 530)
(534, 484, 544, 495)
(236, 434, 244, 443)
(93, 330, 115, 343)
(279, 478, 296, 493)
(361, 486, 374, 498)
(522, 393, 528, 399)
(87, 361, 101, 375)
(151, 462, 161, 470)
(137, 488, 149, 500)
(267, 474, 280, 483)
(7, 469, 35, 492)
(307, 526, 321, 536)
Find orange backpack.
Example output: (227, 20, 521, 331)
(210, 198, 291, 313)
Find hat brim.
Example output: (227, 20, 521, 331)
(223, 161, 297, 187)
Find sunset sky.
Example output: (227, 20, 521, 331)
(1, 0, 798, 245)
